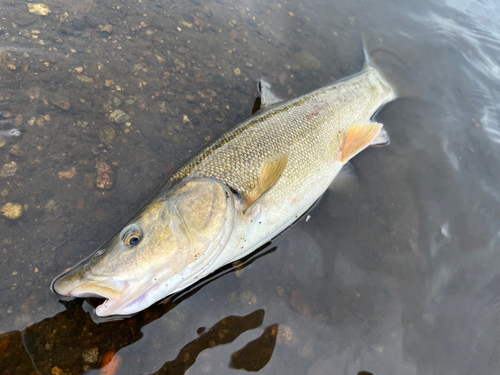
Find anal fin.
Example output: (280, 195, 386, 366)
(243, 154, 289, 214)
(340, 123, 384, 164)
(257, 79, 283, 106)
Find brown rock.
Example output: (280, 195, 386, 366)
(58, 167, 76, 179)
(15, 114, 23, 126)
(9, 144, 25, 157)
(48, 93, 71, 110)
(276, 324, 297, 347)
(28, 3, 52, 16)
(96, 159, 114, 189)
(101, 25, 113, 34)
(0, 162, 18, 178)
(239, 291, 257, 305)
(1, 203, 23, 220)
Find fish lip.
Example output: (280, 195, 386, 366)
(69, 283, 125, 300)
(94, 281, 160, 317)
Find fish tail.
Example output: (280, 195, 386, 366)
(361, 35, 372, 70)
(361, 36, 397, 100)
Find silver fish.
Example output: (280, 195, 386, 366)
(52, 60, 394, 317)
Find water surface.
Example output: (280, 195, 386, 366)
(1, 0, 500, 374)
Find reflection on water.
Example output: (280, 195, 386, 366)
(1, 0, 500, 373)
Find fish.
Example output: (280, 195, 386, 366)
(52, 58, 395, 317)
(0, 129, 21, 137)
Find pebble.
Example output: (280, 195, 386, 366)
(101, 25, 113, 34)
(58, 167, 76, 179)
(28, 4, 52, 16)
(74, 67, 83, 73)
(1, 203, 23, 220)
(44, 200, 56, 211)
(109, 110, 129, 124)
(239, 291, 257, 305)
(277, 324, 295, 345)
(9, 144, 24, 157)
(96, 159, 114, 190)
(82, 347, 99, 364)
(77, 75, 94, 83)
(27, 87, 40, 99)
(1, 188, 8, 197)
(99, 126, 116, 145)
(112, 97, 122, 107)
(15, 114, 23, 126)
(51, 367, 64, 375)
(0, 137, 5, 148)
(49, 93, 71, 110)
(234, 68, 241, 76)
(0, 162, 18, 178)
(174, 58, 185, 69)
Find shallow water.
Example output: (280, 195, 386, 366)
(1, 0, 500, 374)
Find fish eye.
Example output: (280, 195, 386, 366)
(122, 226, 142, 247)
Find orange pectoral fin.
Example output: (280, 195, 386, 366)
(340, 123, 383, 163)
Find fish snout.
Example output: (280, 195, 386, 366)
(52, 271, 127, 301)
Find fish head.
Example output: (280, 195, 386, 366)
(52, 178, 235, 316)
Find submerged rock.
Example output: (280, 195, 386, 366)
(9, 144, 24, 157)
(0, 161, 18, 178)
(96, 159, 114, 190)
(295, 51, 322, 74)
(109, 110, 129, 124)
(28, 3, 51, 16)
(1, 203, 23, 220)
(48, 93, 71, 110)
(99, 126, 116, 145)
(82, 347, 99, 364)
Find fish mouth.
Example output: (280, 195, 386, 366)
(69, 283, 125, 300)
(52, 274, 132, 315)
(56, 278, 158, 317)
(69, 282, 137, 317)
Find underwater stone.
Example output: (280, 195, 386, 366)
(1, 203, 23, 220)
(109, 109, 129, 124)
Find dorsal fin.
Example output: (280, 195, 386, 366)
(243, 154, 289, 214)
(340, 123, 383, 163)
